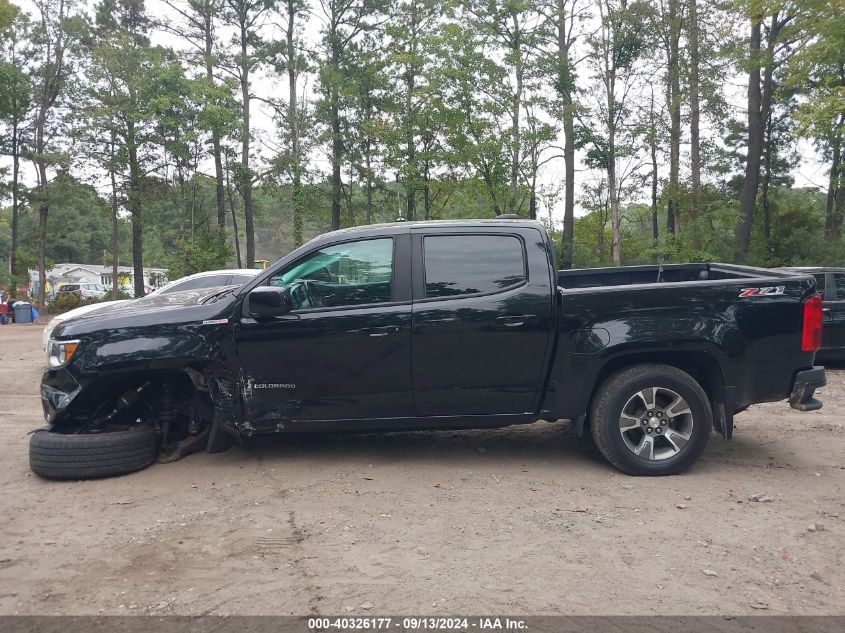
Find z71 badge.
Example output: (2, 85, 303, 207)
(739, 286, 785, 297)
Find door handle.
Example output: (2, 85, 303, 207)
(495, 314, 535, 328)
(361, 325, 400, 337)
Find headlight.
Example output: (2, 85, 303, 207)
(48, 339, 81, 367)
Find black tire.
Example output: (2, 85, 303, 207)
(589, 363, 712, 476)
(29, 424, 158, 480)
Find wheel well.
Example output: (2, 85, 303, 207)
(583, 351, 725, 431)
(61, 369, 202, 426)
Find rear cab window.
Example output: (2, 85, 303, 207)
(422, 234, 526, 298)
(834, 274, 845, 300)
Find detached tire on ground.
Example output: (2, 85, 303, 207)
(29, 424, 157, 480)
(590, 363, 712, 476)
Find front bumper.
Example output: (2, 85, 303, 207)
(789, 366, 825, 412)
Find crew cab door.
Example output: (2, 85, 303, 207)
(410, 227, 556, 417)
(233, 232, 413, 428)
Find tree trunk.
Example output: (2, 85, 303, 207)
(608, 155, 621, 266)
(835, 170, 845, 241)
(605, 23, 621, 266)
(346, 161, 355, 225)
(688, 0, 702, 249)
(365, 139, 374, 224)
(608, 84, 620, 266)
(734, 18, 763, 262)
(226, 154, 243, 268)
(126, 118, 145, 298)
(204, 13, 226, 235)
(761, 111, 774, 259)
(507, 9, 523, 215)
(36, 165, 49, 312)
(557, 0, 575, 268)
(650, 90, 659, 249)
(423, 162, 432, 219)
(666, 0, 681, 238)
(826, 125, 845, 240)
(651, 142, 659, 243)
(33, 91, 52, 311)
(239, 21, 255, 266)
(287, 0, 304, 247)
(330, 33, 342, 230)
(405, 71, 416, 221)
(735, 14, 782, 261)
(824, 116, 844, 240)
(9, 117, 20, 293)
(109, 134, 119, 300)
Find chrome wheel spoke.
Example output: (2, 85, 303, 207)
(666, 394, 691, 418)
(663, 428, 690, 454)
(634, 435, 655, 460)
(619, 413, 641, 433)
(636, 387, 658, 409)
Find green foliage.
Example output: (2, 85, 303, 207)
(565, 182, 839, 268)
(166, 228, 234, 278)
(3, 0, 844, 283)
(783, 0, 845, 142)
(47, 290, 85, 314)
(11, 174, 127, 265)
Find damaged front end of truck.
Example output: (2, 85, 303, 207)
(35, 288, 248, 475)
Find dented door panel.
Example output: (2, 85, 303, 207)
(233, 304, 413, 429)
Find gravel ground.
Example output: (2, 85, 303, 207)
(0, 324, 843, 615)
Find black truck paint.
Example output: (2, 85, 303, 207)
(40, 219, 826, 474)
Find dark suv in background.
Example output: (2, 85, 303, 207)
(780, 267, 845, 361)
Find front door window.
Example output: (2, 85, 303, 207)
(269, 238, 394, 309)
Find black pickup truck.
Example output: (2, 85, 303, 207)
(33, 219, 826, 479)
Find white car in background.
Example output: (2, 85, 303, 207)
(148, 269, 259, 296)
(56, 282, 109, 299)
(43, 269, 260, 349)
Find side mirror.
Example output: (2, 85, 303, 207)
(248, 286, 292, 319)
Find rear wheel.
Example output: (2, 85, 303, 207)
(589, 363, 712, 476)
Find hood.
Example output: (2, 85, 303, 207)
(53, 286, 240, 339)
(54, 300, 129, 322)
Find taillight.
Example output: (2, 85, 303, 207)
(802, 294, 823, 352)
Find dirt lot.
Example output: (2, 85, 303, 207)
(0, 324, 843, 616)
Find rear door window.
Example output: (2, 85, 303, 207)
(423, 234, 526, 298)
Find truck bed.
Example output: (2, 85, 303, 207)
(557, 263, 796, 289)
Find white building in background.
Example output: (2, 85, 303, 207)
(29, 263, 169, 298)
